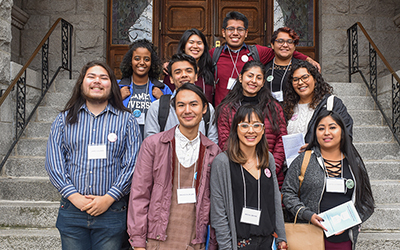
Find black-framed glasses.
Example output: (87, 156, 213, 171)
(225, 27, 246, 34)
(274, 38, 294, 46)
(238, 122, 264, 133)
(292, 74, 310, 84)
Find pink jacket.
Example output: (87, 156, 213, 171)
(217, 102, 287, 188)
(127, 126, 221, 249)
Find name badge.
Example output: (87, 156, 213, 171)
(88, 144, 107, 159)
(227, 77, 237, 90)
(240, 207, 261, 226)
(272, 91, 284, 102)
(177, 188, 196, 204)
(326, 178, 345, 193)
(136, 112, 145, 125)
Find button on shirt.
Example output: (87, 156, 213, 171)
(175, 126, 200, 168)
(45, 103, 141, 200)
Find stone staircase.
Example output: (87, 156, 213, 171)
(331, 82, 400, 249)
(0, 80, 399, 249)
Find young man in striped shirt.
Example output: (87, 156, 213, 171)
(45, 61, 141, 250)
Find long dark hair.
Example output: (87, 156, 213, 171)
(227, 104, 270, 169)
(284, 61, 333, 120)
(63, 61, 130, 124)
(307, 110, 375, 216)
(216, 60, 283, 133)
(176, 29, 213, 86)
(120, 39, 162, 80)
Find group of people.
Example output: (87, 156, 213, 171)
(45, 10, 374, 250)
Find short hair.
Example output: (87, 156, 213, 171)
(222, 11, 248, 30)
(120, 39, 162, 79)
(227, 104, 270, 169)
(172, 83, 208, 112)
(167, 53, 198, 76)
(271, 27, 300, 46)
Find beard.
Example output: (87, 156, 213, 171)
(81, 87, 111, 104)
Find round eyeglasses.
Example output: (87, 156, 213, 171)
(274, 38, 294, 46)
(292, 74, 310, 84)
(238, 122, 264, 133)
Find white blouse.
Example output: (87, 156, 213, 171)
(287, 103, 315, 137)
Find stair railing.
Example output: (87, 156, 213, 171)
(348, 22, 400, 146)
(0, 18, 73, 171)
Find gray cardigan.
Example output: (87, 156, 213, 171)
(210, 152, 286, 250)
(143, 98, 218, 144)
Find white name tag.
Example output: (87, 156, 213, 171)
(326, 178, 345, 193)
(88, 144, 107, 159)
(137, 112, 145, 125)
(240, 207, 261, 226)
(177, 188, 196, 204)
(272, 91, 284, 102)
(227, 77, 237, 90)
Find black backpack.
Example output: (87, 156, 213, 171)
(158, 94, 211, 136)
(212, 45, 260, 84)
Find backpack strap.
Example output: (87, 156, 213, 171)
(248, 45, 260, 62)
(158, 94, 172, 132)
(212, 46, 224, 85)
(203, 104, 211, 137)
(298, 150, 312, 195)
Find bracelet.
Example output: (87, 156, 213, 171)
(277, 244, 288, 249)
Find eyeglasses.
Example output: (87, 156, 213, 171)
(292, 74, 310, 84)
(238, 122, 264, 133)
(274, 38, 294, 46)
(225, 27, 246, 34)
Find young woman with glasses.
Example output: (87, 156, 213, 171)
(211, 104, 288, 250)
(216, 60, 287, 189)
(283, 61, 354, 151)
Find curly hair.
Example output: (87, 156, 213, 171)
(271, 27, 300, 46)
(120, 39, 162, 80)
(283, 61, 333, 120)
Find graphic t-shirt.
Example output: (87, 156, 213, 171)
(127, 83, 151, 138)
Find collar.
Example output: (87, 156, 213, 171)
(175, 126, 200, 148)
(223, 43, 248, 53)
(159, 125, 215, 148)
(79, 103, 119, 116)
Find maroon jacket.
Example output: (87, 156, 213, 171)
(217, 102, 287, 188)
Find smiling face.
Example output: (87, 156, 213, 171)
(271, 31, 296, 63)
(222, 19, 248, 50)
(184, 34, 204, 61)
(169, 61, 198, 89)
(238, 112, 264, 150)
(131, 47, 151, 77)
(240, 66, 265, 97)
(292, 67, 315, 104)
(81, 65, 111, 104)
(175, 89, 207, 132)
(316, 115, 342, 152)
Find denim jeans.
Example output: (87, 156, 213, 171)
(56, 196, 128, 250)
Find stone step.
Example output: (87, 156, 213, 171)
(0, 200, 58, 228)
(3, 156, 47, 177)
(357, 231, 400, 249)
(362, 204, 400, 231)
(348, 110, 384, 126)
(0, 177, 60, 201)
(0, 227, 61, 250)
(16, 138, 47, 157)
(339, 96, 376, 110)
(370, 180, 400, 204)
(21, 121, 52, 139)
(353, 126, 394, 143)
(354, 142, 400, 160)
(330, 82, 368, 97)
(365, 160, 400, 180)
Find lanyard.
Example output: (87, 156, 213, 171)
(269, 58, 292, 92)
(130, 76, 149, 113)
(240, 156, 260, 210)
(178, 162, 197, 189)
(228, 49, 240, 79)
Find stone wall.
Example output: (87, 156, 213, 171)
(19, 0, 108, 78)
(320, 0, 400, 82)
(0, 0, 13, 167)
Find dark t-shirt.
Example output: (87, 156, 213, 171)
(127, 83, 151, 138)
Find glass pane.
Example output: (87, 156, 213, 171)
(273, 0, 314, 46)
(112, 0, 153, 44)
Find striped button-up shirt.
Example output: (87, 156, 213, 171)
(45, 103, 141, 200)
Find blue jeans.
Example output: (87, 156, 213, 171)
(56, 196, 128, 250)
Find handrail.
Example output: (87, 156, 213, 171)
(348, 22, 400, 145)
(0, 18, 73, 171)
